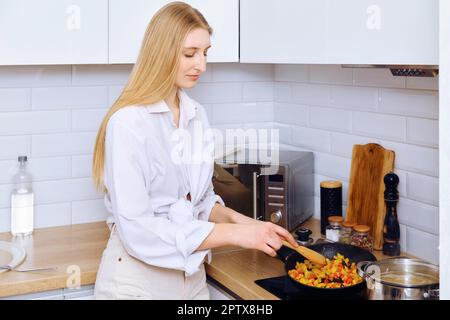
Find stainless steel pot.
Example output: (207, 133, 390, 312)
(357, 258, 439, 300)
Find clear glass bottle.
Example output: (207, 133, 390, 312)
(339, 220, 356, 244)
(351, 224, 373, 252)
(325, 215, 343, 242)
(10, 156, 34, 236)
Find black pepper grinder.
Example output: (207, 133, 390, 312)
(383, 172, 401, 256)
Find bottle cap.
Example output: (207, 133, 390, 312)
(328, 216, 344, 223)
(342, 220, 357, 228)
(353, 224, 371, 233)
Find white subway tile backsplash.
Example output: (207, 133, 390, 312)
(35, 202, 72, 229)
(0, 63, 439, 260)
(0, 65, 71, 88)
(330, 86, 378, 111)
(330, 132, 378, 158)
(72, 109, 108, 132)
(212, 102, 273, 124)
(243, 82, 274, 102)
(274, 103, 308, 127)
(0, 136, 30, 160)
(0, 157, 71, 184)
(274, 64, 308, 82)
(186, 83, 242, 104)
(32, 86, 109, 109)
(72, 65, 132, 86)
(72, 155, 92, 178)
(202, 104, 213, 123)
(0, 208, 10, 232)
(32, 132, 97, 157)
(309, 106, 351, 133)
(406, 118, 438, 147)
(292, 83, 331, 106)
(381, 140, 439, 177)
(406, 226, 439, 264)
(309, 65, 353, 85)
(400, 224, 408, 253)
(352, 111, 406, 142)
(72, 199, 107, 224)
(407, 173, 439, 206)
(314, 152, 351, 181)
(274, 83, 292, 102)
(0, 184, 12, 209)
(213, 63, 273, 82)
(292, 126, 331, 152)
(0, 88, 31, 111)
(406, 76, 439, 91)
(198, 67, 213, 83)
(33, 178, 101, 205)
(379, 88, 438, 119)
(0, 111, 71, 135)
(393, 169, 408, 198)
(108, 85, 124, 105)
(353, 68, 406, 88)
(397, 198, 439, 235)
(273, 123, 292, 145)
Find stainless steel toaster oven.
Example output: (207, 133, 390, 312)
(212, 148, 314, 232)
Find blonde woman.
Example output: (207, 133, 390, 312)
(92, 1, 297, 300)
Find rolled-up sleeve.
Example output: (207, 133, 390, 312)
(104, 121, 215, 275)
(196, 181, 225, 222)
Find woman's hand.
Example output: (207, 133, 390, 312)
(231, 221, 298, 257)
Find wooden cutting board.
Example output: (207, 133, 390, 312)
(346, 143, 395, 250)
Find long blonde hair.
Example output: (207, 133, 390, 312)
(92, 1, 213, 193)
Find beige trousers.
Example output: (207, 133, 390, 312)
(94, 225, 210, 300)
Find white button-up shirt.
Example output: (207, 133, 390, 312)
(103, 88, 224, 276)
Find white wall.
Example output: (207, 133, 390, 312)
(0, 63, 439, 265)
(439, 0, 449, 299)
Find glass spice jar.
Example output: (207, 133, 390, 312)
(351, 224, 373, 252)
(325, 215, 344, 242)
(339, 220, 357, 244)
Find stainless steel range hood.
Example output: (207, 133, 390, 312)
(341, 65, 439, 77)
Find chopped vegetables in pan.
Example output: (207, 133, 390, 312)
(288, 253, 363, 288)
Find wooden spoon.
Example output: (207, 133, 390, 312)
(281, 240, 327, 266)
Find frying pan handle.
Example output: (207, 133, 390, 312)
(276, 245, 295, 262)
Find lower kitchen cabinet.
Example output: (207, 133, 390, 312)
(207, 280, 236, 300)
(1, 283, 234, 300)
(0, 285, 95, 300)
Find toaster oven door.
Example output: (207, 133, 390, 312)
(212, 162, 264, 220)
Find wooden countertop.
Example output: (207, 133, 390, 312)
(0, 218, 407, 299)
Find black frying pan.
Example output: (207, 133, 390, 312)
(277, 242, 377, 297)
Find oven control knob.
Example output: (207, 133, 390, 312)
(270, 210, 282, 223)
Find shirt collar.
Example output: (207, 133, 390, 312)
(145, 88, 198, 122)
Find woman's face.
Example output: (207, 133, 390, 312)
(175, 28, 211, 88)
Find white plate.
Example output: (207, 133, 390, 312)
(0, 241, 26, 273)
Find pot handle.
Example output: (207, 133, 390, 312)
(356, 261, 373, 279)
(424, 289, 439, 300)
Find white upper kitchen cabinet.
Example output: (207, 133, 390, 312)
(240, 0, 438, 65)
(109, 0, 239, 64)
(0, 0, 108, 65)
